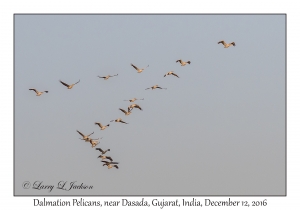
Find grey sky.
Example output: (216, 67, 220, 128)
(15, 14, 285, 196)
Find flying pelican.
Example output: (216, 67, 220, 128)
(110, 118, 128, 124)
(76, 130, 94, 142)
(102, 161, 119, 169)
(124, 98, 144, 102)
(176, 59, 191, 66)
(98, 155, 113, 161)
(90, 139, 100, 148)
(131, 63, 149, 73)
(29, 89, 48, 96)
(97, 74, 118, 80)
(96, 148, 110, 155)
(164, 71, 179, 78)
(218, 40, 235, 48)
(95, 122, 110, 130)
(128, 104, 142, 111)
(59, 79, 80, 89)
(145, 85, 167, 90)
(119, 107, 133, 116)
(79, 137, 102, 143)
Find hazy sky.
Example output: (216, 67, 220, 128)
(15, 14, 285, 196)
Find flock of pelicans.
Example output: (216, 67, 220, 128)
(29, 40, 235, 170)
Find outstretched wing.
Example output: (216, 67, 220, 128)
(87, 131, 94, 136)
(98, 76, 106, 79)
(96, 148, 104, 153)
(172, 73, 179, 78)
(131, 63, 139, 71)
(135, 105, 142, 110)
(76, 130, 85, 137)
(119, 108, 127, 114)
(106, 156, 113, 161)
(59, 80, 70, 87)
(95, 122, 103, 128)
(29, 89, 38, 94)
(218, 40, 225, 45)
(74, 79, 80, 85)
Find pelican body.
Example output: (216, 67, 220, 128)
(29, 89, 48, 96)
(176, 59, 191, 66)
(218, 40, 235, 48)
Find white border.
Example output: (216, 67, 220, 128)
(2, 1, 297, 209)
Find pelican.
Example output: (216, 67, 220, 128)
(76, 130, 94, 142)
(119, 107, 133, 116)
(59, 79, 80, 89)
(145, 85, 167, 90)
(124, 98, 144, 102)
(90, 139, 100, 148)
(131, 63, 149, 73)
(164, 71, 179, 78)
(96, 148, 110, 155)
(110, 118, 128, 124)
(102, 161, 119, 169)
(29, 89, 48, 96)
(98, 74, 118, 80)
(98, 155, 113, 161)
(128, 104, 142, 111)
(79, 137, 102, 143)
(176, 59, 191, 66)
(218, 40, 235, 48)
(95, 122, 110, 130)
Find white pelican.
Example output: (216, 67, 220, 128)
(79, 137, 102, 143)
(128, 104, 142, 111)
(76, 130, 94, 142)
(164, 71, 179, 78)
(95, 122, 110, 130)
(124, 98, 144, 103)
(131, 63, 149, 73)
(145, 85, 167, 90)
(176, 59, 191, 66)
(98, 155, 113, 161)
(96, 148, 110, 155)
(110, 118, 128, 124)
(119, 107, 133, 116)
(98, 74, 118, 80)
(102, 161, 119, 169)
(59, 79, 80, 89)
(29, 89, 48, 96)
(90, 139, 100, 148)
(218, 40, 235, 48)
